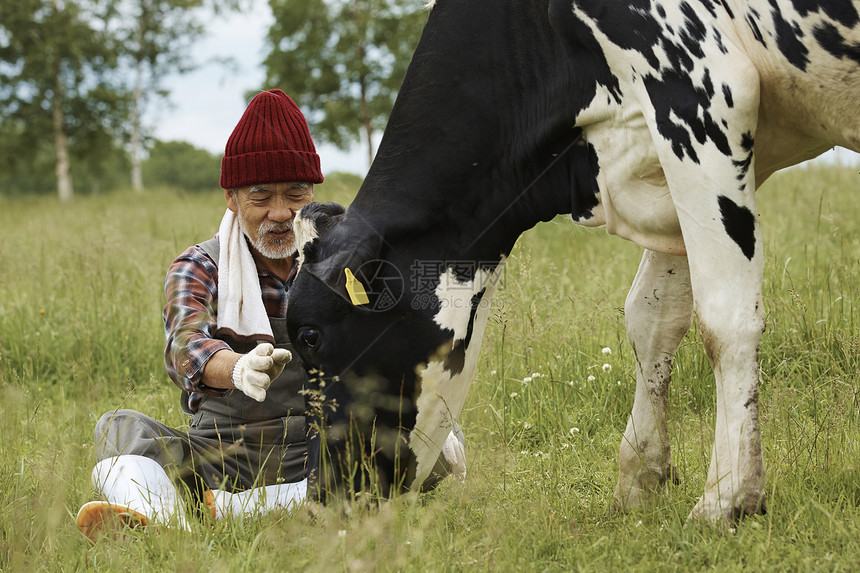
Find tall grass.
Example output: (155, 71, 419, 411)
(0, 166, 857, 571)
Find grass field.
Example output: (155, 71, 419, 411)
(1, 165, 858, 571)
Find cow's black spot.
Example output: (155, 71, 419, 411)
(713, 26, 729, 54)
(740, 131, 754, 151)
(448, 261, 478, 284)
(814, 22, 860, 64)
(463, 288, 485, 349)
(718, 195, 756, 260)
(746, 14, 766, 46)
(644, 74, 700, 163)
(771, 3, 810, 70)
(722, 83, 735, 107)
(790, 0, 860, 28)
(644, 68, 733, 163)
(679, 1, 708, 57)
(699, 0, 720, 18)
(732, 131, 754, 184)
(702, 69, 715, 99)
(442, 288, 486, 376)
(574, 0, 665, 69)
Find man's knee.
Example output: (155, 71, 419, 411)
(95, 409, 142, 446)
(93, 409, 180, 463)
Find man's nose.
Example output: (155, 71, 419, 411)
(268, 199, 296, 222)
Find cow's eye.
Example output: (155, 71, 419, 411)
(298, 327, 321, 349)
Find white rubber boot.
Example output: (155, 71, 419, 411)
(442, 423, 467, 484)
(76, 455, 190, 541)
(205, 479, 307, 520)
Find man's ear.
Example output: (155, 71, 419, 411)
(225, 188, 238, 214)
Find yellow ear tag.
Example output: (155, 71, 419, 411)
(344, 268, 370, 306)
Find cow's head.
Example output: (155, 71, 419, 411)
(287, 201, 504, 502)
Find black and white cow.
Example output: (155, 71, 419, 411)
(287, 0, 859, 522)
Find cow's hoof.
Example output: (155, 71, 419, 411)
(688, 491, 767, 524)
(612, 463, 681, 513)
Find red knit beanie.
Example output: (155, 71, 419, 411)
(220, 89, 324, 189)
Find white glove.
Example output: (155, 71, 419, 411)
(231, 343, 292, 402)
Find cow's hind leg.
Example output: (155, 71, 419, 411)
(686, 251, 768, 522)
(614, 249, 692, 511)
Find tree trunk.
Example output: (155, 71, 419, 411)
(130, 55, 144, 192)
(52, 60, 73, 202)
(352, 0, 374, 168)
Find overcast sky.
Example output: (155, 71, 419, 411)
(149, 1, 369, 176)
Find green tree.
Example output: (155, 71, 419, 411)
(111, 0, 244, 193)
(263, 0, 427, 168)
(141, 139, 220, 191)
(0, 0, 127, 200)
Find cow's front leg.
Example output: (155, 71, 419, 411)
(614, 249, 692, 511)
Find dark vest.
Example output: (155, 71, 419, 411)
(190, 238, 306, 433)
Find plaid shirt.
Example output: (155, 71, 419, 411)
(163, 240, 291, 412)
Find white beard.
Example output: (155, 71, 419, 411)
(236, 207, 296, 260)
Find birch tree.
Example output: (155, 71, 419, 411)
(112, 0, 244, 192)
(0, 0, 122, 200)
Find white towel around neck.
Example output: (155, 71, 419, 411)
(215, 209, 274, 343)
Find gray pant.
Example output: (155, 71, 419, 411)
(95, 409, 306, 492)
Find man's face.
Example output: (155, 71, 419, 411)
(226, 182, 315, 260)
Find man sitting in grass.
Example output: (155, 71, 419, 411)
(76, 89, 466, 541)
(76, 89, 328, 539)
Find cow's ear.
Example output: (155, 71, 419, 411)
(295, 201, 347, 264)
(301, 202, 346, 234)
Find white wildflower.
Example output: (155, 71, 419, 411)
(523, 422, 532, 430)
(587, 375, 596, 383)
(569, 427, 580, 435)
(602, 347, 612, 355)
(523, 376, 532, 384)
(602, 363, 612, 373)
(337, 530, 347, 538)
(510, 392, 518, 398)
